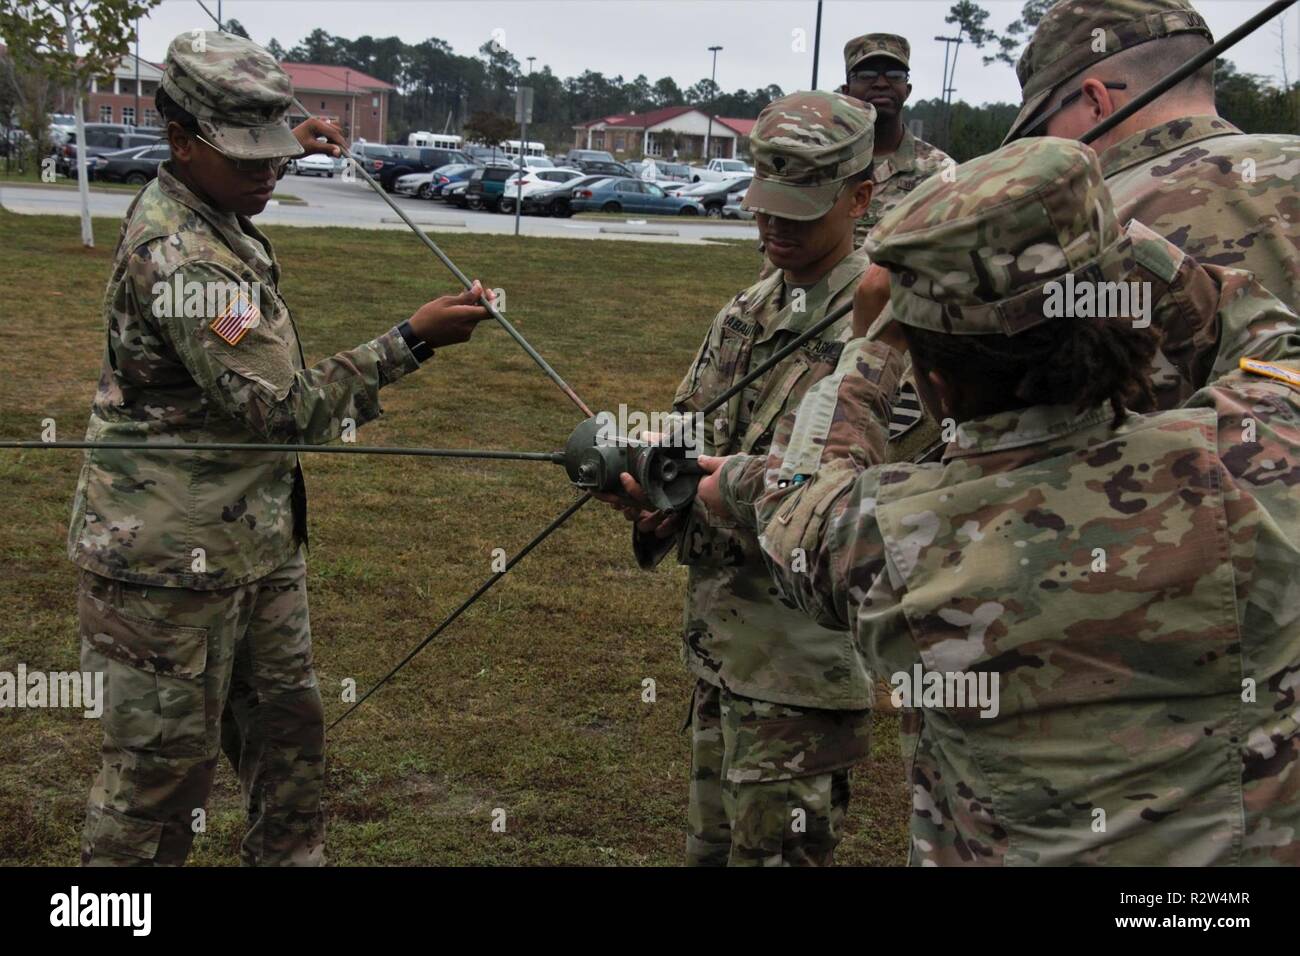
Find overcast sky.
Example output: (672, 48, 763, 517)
(134, 0, 1298, 107)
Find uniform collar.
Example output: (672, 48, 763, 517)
(754, 247, 868, 345)
(944, 402, 1114, 460)
(872, 126, 918, 185)
(1099, 114, 1242, 180)
(157, 162, 277, 280)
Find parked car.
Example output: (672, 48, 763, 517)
(668, 173, 749, 196)
(519, 174, 611, 218)
(465, 165, 515, 211)
(572, 158, 632, 178)
(498, 167, 584, 213)
(95, 142, 170, 185)
(348, 142, 401, 181)
(55, 124, 159, 177)
(564, 148, 617, 166)
(464, 145, 513, 166)
(722, 188, 753, 220)
(688, 157, 754, 183)
(395, 162, 478, 199)
(627, 159, 693, 183)
(375, 145, 473, 192)
(681, 176, 752, 216)
(655, 161, 693, 182)
(569, 177, 706, 216)
(291, 153, 338, 177)
(443, 179, 471, 208)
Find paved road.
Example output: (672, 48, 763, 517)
(1, 174, 760, 246)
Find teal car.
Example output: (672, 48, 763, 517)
(465, 165, 515, 211)
(569, 177, 706, 216)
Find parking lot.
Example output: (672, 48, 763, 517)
(1, 167, 760, 246)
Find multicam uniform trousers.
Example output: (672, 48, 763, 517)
(78, 546, 325, 866)
(686, 678, 871, 866)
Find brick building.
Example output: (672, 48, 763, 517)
(279, 63, 394, 143)
(52, 51, 166, 128)
(574, 106, 755, 161)
(44, 51, 394, 144)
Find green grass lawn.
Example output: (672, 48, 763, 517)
(0, 206, 908, 866)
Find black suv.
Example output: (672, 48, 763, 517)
(373, 145, 472, 192)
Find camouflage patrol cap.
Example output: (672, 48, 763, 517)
(844, 33, 910, 73)
(863, 137, 1134, 336)
(162, 30, 303, 160)
(1004, 0, 1213, 143)
(741, 91, 875, 221)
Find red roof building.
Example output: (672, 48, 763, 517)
(574, 107, 755, 160)
(279, 63, 395, 143)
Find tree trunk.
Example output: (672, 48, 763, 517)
(64, 2, 93, 248)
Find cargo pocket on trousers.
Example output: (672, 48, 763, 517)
(79, 587, 210, 758)
(87, 804, 164, 862)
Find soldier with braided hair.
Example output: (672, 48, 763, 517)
(697, 136, 1300, 865)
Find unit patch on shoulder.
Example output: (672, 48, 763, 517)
(888, 380, 924, 439)
(209, 290, 261, 347)
(1240, 357, 1300, 389)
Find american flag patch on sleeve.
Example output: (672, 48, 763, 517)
(209, 290, 261, 347)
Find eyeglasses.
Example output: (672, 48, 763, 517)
(193, 132, 291, 173)
(1017, 81, 1128, 138)
(849, 69, 909, 83)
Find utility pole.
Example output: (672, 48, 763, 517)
(514, 85, 533, 237)
(527, 56, 536, 76)
(704, 45, 722, 160)
(933, 34, 963, 150)
(811, 0, 823, 88)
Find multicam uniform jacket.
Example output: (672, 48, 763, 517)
(638, 248, 870, 710)
(719, 322, 1300, 865)
(853, 127, 951, 247)
(1101, 115, 1300, 313)
(68, 163, 420, 589)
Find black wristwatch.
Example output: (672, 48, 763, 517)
(397, 319, 435, 364)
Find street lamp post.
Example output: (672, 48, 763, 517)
(704, 45, 722, 160)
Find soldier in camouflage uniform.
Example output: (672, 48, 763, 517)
(70, 31, 495, 866)
(703, 136, 1300, 865)
(757, 35, 950, 281)
(838, 34, 951, 246)
(1004, 0, 1300, 313)
(597, 91, 877, 866)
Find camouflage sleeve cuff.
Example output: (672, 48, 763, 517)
(375, 326, 423, 388)
(718, 454, 765, 531)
